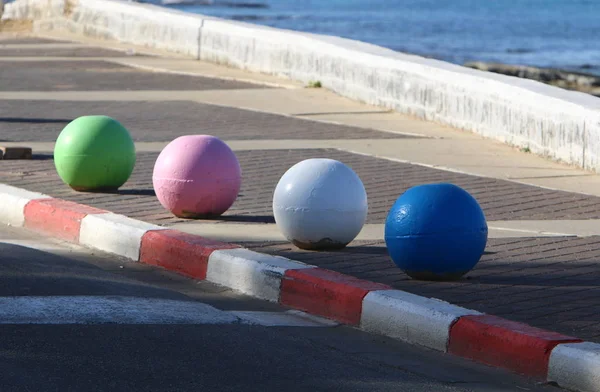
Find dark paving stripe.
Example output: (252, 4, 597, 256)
(0, 100, 407, 142)
(0, 37, 73, 44)
(0, 47, 142, 57)
(2, 150, 600, 225)
(0, 61, 265, 91)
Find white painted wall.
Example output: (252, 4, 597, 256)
(4, 0, 600, 171)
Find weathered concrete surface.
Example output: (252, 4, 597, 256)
(3, 0, 600, 172)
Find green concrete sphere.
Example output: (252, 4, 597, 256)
(54, 116, 136, 191)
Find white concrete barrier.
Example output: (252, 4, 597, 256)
(4, 0, 205, 57)
(69, 0, 205, 57)
(4, 0, 600, 172)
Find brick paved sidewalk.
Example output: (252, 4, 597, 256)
(3, 149, 600, 340)
(2, 36, 600, 342)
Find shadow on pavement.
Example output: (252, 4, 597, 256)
(0, 118, 71, 124)
(77, 188, 157, 196)
(0, 242, 184, 299)
(31, 154, 54, 161)
(217, 214, 276, 223)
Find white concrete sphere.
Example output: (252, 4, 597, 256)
(272, 158, 368, 250)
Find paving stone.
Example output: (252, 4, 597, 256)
(0, 100, 404, 142)
(0, 37, 72, 44)
(4, 150, 600, 224)
(0, 146, 31, 159)
(0, 61, 263, 91)
(0, 47, 140, 57)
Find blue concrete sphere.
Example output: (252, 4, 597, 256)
(384, 183, 488, 281)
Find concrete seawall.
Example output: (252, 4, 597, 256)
(3, 0, 600, 172)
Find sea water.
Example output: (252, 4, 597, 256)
(160, 0, 600, 75)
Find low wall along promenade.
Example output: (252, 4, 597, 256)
(3, 0, 600, 172)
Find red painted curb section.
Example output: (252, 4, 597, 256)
(448, 314, 582, 378)
(23, 199, 108, 242)
(281, 268, 391, 325)
(139, 229, 240, 279)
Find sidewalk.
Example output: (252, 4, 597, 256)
(2, 30, 600, 386)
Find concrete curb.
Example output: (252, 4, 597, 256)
(1, 184, 599, 391)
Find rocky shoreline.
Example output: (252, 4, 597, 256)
(465, 61, 600, 97)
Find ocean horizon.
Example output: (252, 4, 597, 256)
(152, 0, 600, 76)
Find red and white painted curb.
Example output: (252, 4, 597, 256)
(1, 183, 599, 392)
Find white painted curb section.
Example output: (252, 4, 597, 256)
(79, 213, 166, 260)
(548, 342, 600, 392)
(207, 248, 315, 302)
(0, 184, 49, 227)
(360, 290, 482, 352)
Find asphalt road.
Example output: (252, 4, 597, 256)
(0, 225, 558, 392)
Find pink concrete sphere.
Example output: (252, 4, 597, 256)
(152, 135, 242, 218)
